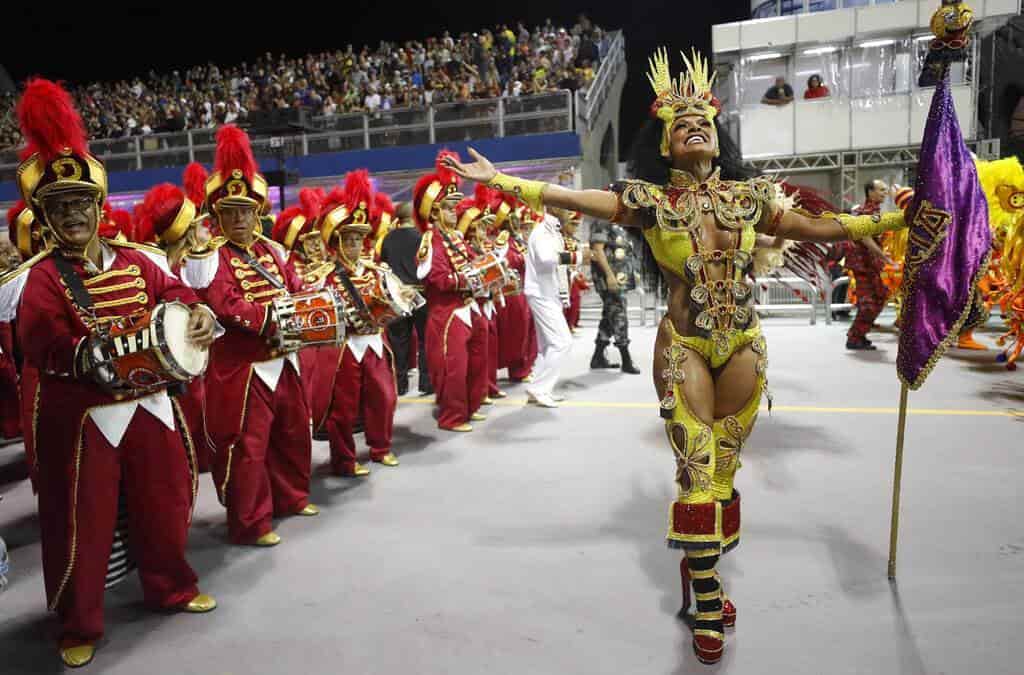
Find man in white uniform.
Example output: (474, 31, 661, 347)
(522, 207, 588, 407)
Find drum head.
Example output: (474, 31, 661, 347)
(160, 302, 210, 377)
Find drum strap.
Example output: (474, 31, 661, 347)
(54, 253, 96, 314)
(334, 263, 370, 317)
(229, 243, 286, 290)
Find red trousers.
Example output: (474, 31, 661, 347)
(38, 409, 199, 647)
(498, 295, 537, 381)
(847, 246, 889, 340)
(326, 345, 397, 473)
(485, 309, 501, 397)
(216, 367, 311, 544)
(176, 377, 211, 473)
(565, 283, 582, 329)
(427, 309, 488, 429)
(0, 322, 19, 439)
(0, 354, 18, 439)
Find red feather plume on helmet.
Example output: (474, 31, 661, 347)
(16, 78, 89, 162)
(135, 183, 187, 244)
(342, 170, 374, 222)
(213, 125, 258, 181)
(182, 162, 209, 207)
(298, 187, 324, 222)
(435, 150, 461, 189)
(271, 206, 305, 244)
(411, 173, 436, 232)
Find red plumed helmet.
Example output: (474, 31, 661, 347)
(298, 187, 324, 222)
(206, 124, 268, 212)
(271, 206, 306, 248)
(213, 125, 258, 181)
(412, 149, 465, 232)
(136, 183, 192, 245)
(16, 78, 89, 163)
(182, 162, 208, 208)
(319, 186, 350, 246)
(343, 170, 374, 226)
(15, 78, 107, 212)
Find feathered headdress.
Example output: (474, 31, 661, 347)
(15, 78, 108, 214)
(272, 187, 325, 251)
(205, 125, 268, 212)
(413, 150, 464, 231)
(135, 183, 195, 245)
(647, 48, 720, 157)
(182, 162, 209, 210)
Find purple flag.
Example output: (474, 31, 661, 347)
(897, 74, 991, 390)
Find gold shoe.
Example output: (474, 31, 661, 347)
(183, 593, 218, 613)
(493, 390, 508, 399)
(482, 397, 494, 405)
(374, 453, 400, 467)
(348, 462, 371, 477)
(445, 423, 473, 432)
(255, 532, 282, 547)
(297, 504, 320, 516)
(471, 412, 487, 422)
(60, 644, 95, 668)
(522, 375, 534, 383)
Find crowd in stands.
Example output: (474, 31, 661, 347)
(0, 16, 607, 152)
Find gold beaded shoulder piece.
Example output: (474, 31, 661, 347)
(617, 169, 778, 233)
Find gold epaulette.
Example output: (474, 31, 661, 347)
(104, 238, 167, 257)
(417, 230, 433, 262)
(186, 236, 228, 259)
(0, 246, 54, 286)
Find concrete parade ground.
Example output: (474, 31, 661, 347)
(1, 313, 1022, 675)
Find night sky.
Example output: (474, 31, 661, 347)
(3, 2, 750, 153)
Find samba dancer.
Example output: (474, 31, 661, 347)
(444, 49, 917, 663)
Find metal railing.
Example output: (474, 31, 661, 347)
(0, 91, 574, 182)
(751, 0, 909, 18)
(576, 30, 626, 132)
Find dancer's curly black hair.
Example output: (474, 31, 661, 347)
(627, 119, 755, 297)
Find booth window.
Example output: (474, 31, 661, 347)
(850, 38, 911, 99)
(796, 45, 845, 99)
(741, 53, 792, 105)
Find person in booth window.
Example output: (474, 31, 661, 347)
(761, 76, 794, 106)
(803, 74, 831, 100)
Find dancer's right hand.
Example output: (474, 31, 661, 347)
(442, 148, 497, 184)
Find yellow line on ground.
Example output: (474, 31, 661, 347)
(398, 397, 1022, 418)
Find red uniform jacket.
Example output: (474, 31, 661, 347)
(17, 241, 200, 607)
(180, 237, 305, 454)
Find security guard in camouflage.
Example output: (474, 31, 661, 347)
(589, 219, 641, 374)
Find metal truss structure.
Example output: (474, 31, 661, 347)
(745, 138, 1002, 208)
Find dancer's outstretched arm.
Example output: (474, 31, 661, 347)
(442, 149, 646, 227)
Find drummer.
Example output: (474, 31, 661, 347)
(317, 170, 400, 476)
(178, 125, 319, 548)
(10, 79, 218, 668)
(456, 185, 507, 403)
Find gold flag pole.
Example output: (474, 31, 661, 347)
(887, 383, 910, 580)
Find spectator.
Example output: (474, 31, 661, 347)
(803, 74, 831, 100)
(762, 77, 794, 106)
(0, 19, 604, 150)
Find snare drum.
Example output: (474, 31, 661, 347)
(272, 288, 347, 351)
(102, 301, 209, 392)
(466, 252, 512, 298)
(348, 267, 425, 330)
